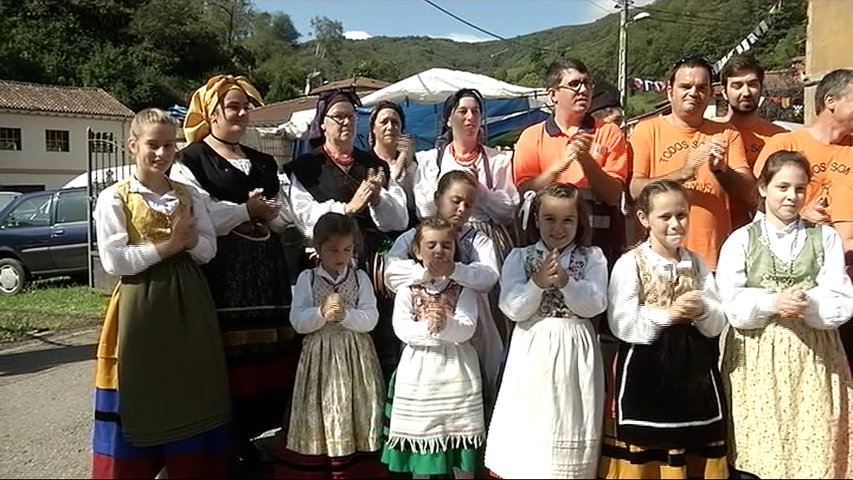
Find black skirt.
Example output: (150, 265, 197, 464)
(614, 324, 726, 449)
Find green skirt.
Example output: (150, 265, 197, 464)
(116, 253, 230, 445)
(379, 370, 483, 475)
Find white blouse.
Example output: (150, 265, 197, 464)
(289, 267, 379, 335)
(169, 161, 293, 237)
(392, 278, 479, 347)
(383, 226, 500, 295)
(94, 177, 216, 277)
(287, 173, 409, 239)
(499, 242, 608, 323)
(608, 242, 726, 345)
(413, 145, 519, 224)
(716, 220, 853, 330)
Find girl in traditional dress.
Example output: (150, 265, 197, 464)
(275, 212, 387, 479)
(598, 179, 728, 479)
(413, 88, 519, 342)
(717, 150, 853, 479)
(381, 217, 485, 478)
(170, 75, 299, 471)
(92, 108, 230, 478)
(485, 183, 607, 479)
(286, 89, 409, 383)
(383, 170, 504, 409)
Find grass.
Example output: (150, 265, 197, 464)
(0, 277, 108, 343)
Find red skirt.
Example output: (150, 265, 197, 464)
(274, 442, 390, 479)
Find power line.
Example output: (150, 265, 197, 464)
(421, 0, 508, 41)
(421, 0, 560, 53)
(582, 0, 613, 15)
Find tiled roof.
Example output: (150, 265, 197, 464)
(0, 80, 134, 118)
(309, 76, 390, 95)
(249, 96, 319, 126)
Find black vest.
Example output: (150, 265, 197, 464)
(285, 146, 389, 231)
(179, 141, 279, 204)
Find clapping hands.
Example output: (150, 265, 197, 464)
(246, 188, 281, 222)
(346, 167, 386, 213)
(668, 290, 706, 323)
(532, 249, 569, 289)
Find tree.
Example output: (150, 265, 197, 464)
(254, 52, 307, 103)
(241, 11, 300, 65)
(310, 16, 344, 60)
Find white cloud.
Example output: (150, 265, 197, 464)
(430, 33, 492, 43)
(344, 30, 372, 40)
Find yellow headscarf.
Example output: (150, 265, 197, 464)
(183, 74, 264, 143)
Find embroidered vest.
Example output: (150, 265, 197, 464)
(523, 245, 587, 318)
(410, 281, 463, 333)
(311, 267, 359, 309)
(634, 247, 700, 309)
(114, 179, 192, 245)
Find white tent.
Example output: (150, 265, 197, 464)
(278, 68, 550, 139)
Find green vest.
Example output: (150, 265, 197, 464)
(745, 220, 823, 292)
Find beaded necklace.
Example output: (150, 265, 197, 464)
(762, 218, 801, 288)
(323, 145, 354, 167)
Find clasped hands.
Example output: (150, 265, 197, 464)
(532, 249, 569, 289)
(346, 168, 387, 214)
(321, 292, 346, 323)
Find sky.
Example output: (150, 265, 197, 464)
(253, 0, 656, 43)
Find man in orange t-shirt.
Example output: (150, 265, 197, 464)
(754, 69, 853, 270)
(513, 57, 629, 265)
(630, 55, 754, 270)
(714, 55, 786, 228)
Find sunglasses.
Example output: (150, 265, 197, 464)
(555, 78, 595, 92)
(673, 53, 713, 70)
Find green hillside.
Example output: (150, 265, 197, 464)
(0, 0, 805, 115)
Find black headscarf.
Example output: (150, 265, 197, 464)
(368, 100, 406, 147)
(439, 88, 485, 142)
(307, 89, 362, 148)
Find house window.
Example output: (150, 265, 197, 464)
(91, 131, 115, 153)
(46, 129, 70, 152)
(0, 128, 21, 151)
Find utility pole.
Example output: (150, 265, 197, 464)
(616, 0, 632, 112)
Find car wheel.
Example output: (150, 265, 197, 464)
(0, 258, 27, 295)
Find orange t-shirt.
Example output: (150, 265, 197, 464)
(630, 116, 750, 270)
(513, 117, 629, 188)
(713, 116, 786, 229)
(754, 129, 853, 222)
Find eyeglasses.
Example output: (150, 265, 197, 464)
(326, 113, 356, 125)
(555, 79, 595, 93)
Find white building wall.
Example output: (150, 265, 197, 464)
(0, 110, 129, 190)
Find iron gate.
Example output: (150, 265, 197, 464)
(86, 128, 130, 291)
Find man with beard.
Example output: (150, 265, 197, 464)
(629, 55, 754, 270)
(715, 55, 786, 228)
(513, 57, 629, 267)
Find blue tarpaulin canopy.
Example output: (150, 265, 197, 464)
(279, 68, 551, 156)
